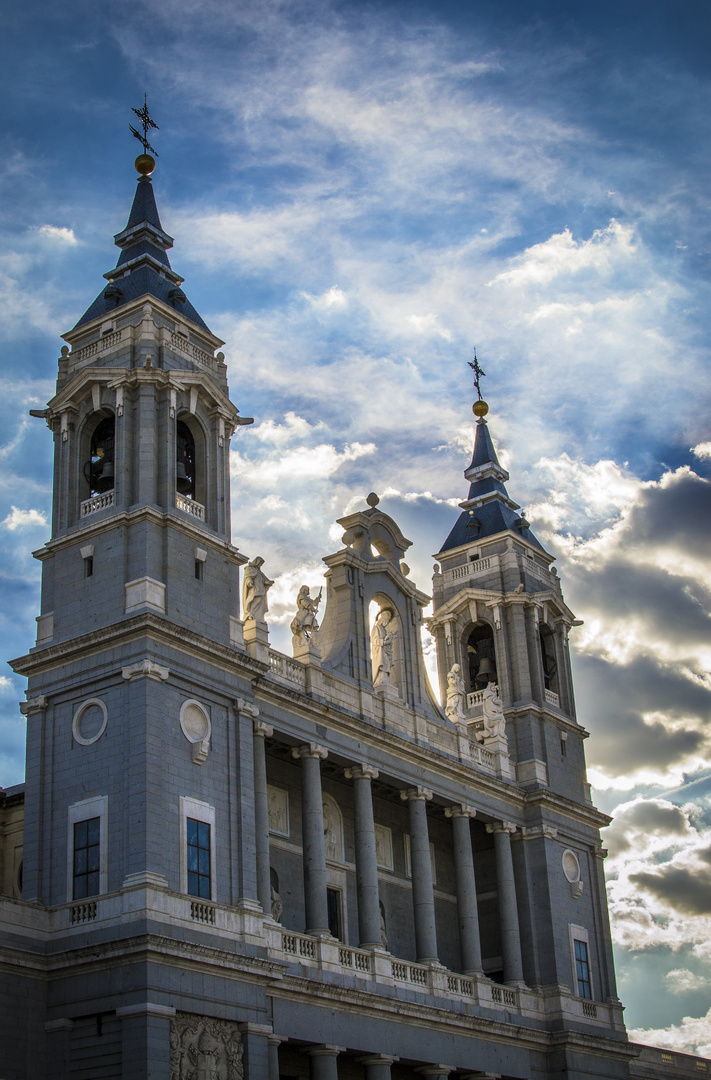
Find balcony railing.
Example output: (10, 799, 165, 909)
(176, 494, 205, 521)
(544, 688, 560, 708)
(81, 491, 114, 517)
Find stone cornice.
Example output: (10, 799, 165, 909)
(31, 505, 246, 565)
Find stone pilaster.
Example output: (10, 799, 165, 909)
(251, 712, 273, 916)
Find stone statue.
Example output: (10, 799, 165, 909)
(480, 681, 506, 740)
(290, 585, 322, 645)
(270, 885, 283, 923)
(444, 664, 466, 724)
(323, 799, 340, 861)
(242, 557, 273, 623)
(379, 902, 388, 950)
(370, 609, 395, 687)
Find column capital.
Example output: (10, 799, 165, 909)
(236, 697, 260, 718)
(20, 695, 47, 716)
(521, 824, 558, 840)
(415, 1067, 453, 1078)
(238, 1021, 273, 1036)
(444, 803, 477, 819)
(486, 820, 517, 835)
(292, 743, 328, 761)
(268, 1035, 285, 1048)
(358, 1055, 400, 1066)
(345, 763, 379, 781)
(400, 785, 433, 803)
(306, 1045, 345, 1057)
(253, 718, 273, 738)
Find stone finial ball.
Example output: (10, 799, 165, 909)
(366, 492, 380, 508)
(473, 399, 489, 417)
(135, 153, 156, 176)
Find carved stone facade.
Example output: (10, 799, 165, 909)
(170, 1014, 243, 1080)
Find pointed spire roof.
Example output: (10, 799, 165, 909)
(438, 416, 543, 555)
(73, 173, 209, 332)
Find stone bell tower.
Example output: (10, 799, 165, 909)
(427, 382, 585, 800)
(12, 144, 255, 910)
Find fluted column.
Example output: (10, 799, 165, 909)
(307, 1045, 343, 1079)
(400, 786, 437, 963)
(486, 821, 524, 985)
(345, 764, 381, 948)
(444, 804, 482, 974)
(293, 744, 330, 935)
(359, 1055, 398, 1079)
(252, 715, 273, 916)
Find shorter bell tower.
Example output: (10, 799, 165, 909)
(428, 365, 584, 801)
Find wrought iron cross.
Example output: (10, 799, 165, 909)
(468, 349, 486, 400)
(130, 94, 159, 156)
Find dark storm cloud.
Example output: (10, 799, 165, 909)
(604, 799, 690, 856)
(622, 471, 711, 563)
(630, 865, 711, 916)
(574, 654, 709, 776)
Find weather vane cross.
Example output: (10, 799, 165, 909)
(130, 94, 159, 157)
(468, 349, 486, 401)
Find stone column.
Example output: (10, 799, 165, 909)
(344, 763, 381, 948)
(239, 1022, 272, 1079)
(554, 623, 573, 716)
(400, 786, 438, 963)
(268, 1035, 284, 1080)
(415, 1067, 452, 1078)
(486, 822, 524, 985)
(116, 1002, 175, 1080)
(444, 804, 483, 975)
(44, 1018, 73, 1080)
(293, 744, 330, 936)
(307, 1045, 343, 1079)
(525, 604, 545, 706)
(252, 715, 274, 916)
(359, 1055, 399, 1079)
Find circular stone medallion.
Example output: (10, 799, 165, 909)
(72, 698, 108, 746)
(180, 700, 211, 744)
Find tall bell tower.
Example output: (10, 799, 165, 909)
(12, 131, 256, 909)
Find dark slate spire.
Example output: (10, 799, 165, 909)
(438, 416, 543, 554)
(72, 173, 210, 332)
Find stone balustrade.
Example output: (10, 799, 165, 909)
(81, 491, 114, 517)
(175, 493, 205, 520)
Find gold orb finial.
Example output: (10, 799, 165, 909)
(135, 153, 156, 176)
(473, 399, 489, 418)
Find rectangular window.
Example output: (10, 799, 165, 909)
(326, 887, 342, 940)
(194, 560, 203, 580)
(187, 817, 211, 899)
(73, 817, 101, 900)
(574, 938, 592, 999)
(84, 556, 94, 578)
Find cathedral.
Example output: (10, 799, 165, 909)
(0, 133, 706, 1080)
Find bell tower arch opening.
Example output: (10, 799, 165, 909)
(176, 415, 206, 507)
(539, 624, 558, 695)
(465, 622, 497, 694)
(82, 413, 115, 499)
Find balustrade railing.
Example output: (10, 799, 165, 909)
(268, 651, 306, 689)
(81, 491, 114, 517)
(190, 901, 216, 925)
(176, 494, 205, 521)
(70, 901, 97, 924)
(544, 688, 560, 708)
(442, 556, 496, 585)
(521, 554, 557, 588)
(170, 332, 215, 369)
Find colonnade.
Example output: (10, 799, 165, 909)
(252, 723, 525, 985)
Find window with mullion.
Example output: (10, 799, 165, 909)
(187, 817, 211, 899)
(574, 938, 592, 999)
(73, 817, 101, 900)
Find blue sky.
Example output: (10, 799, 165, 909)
(1, 0, 711, 1049)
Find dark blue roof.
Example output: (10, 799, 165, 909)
(125, 176, 164, 231)
(438, 417, 543, 554)
(75, 264, 209, 331)
(72, 175, 210, 333)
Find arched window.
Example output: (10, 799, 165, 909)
(176, 420, 196, 499)
(539, 626, 558, 693)
(83, 416, 115, 497)
(466, 623, 497, 692)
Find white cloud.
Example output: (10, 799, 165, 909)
(36, 225, 77, 246)
(2, 506, 47, 531)
(692, 442, 711, 461)
(665, 969, 711, 995)
(230, 440, 376, 486)
(629, 1007, 711, 1058)
(487, 220, 636, 289)
(301, 285, 347, 311)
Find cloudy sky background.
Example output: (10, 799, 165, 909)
(1, 0, 710, 1050)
